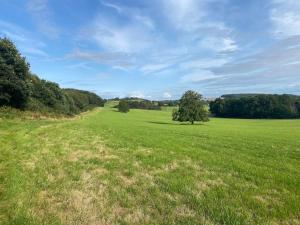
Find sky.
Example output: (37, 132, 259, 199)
(1, 0, 300, 99)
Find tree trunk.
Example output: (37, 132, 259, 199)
(191, 121, 194, 125)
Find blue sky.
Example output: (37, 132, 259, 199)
(1, 0, 300, 99)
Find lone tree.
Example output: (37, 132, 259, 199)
(172, 90, 209, 124)
(118, 100, 130, 113)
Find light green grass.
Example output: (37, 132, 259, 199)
(0, 107, 299, 225)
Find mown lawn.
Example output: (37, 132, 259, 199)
(0, 107, 299, 225)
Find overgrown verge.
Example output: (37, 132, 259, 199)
(0, 106, 73, 120)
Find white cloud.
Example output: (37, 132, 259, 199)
(67, 49, 132, 69)
(180, 58, 229, 70)
(85, 15, 155, 53)
(140, 63, 171, 74)
(100, 1, 123, 14)
(161, 0, 237, 54)
(181, 70, 219, 83)
(26, 0, 60, 39)
(101, 1, 155, 30)
(270, 0, 300, 38)
(68, 62, 93, 70)
(129, 91, 145, 98)
(161, 0, 231, 35)
(162, 0, 206, 31)
(212, 36, 300, 76)
(163, 92, 172, 98)
(199, 37, 238, 53)
(0, 20, 48, 57)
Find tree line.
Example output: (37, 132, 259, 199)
(0, 38, 105, 115)
(116, 99, 161, 111)
(210, 94, 300, 119)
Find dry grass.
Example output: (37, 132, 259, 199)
(1, 108, 300, 225)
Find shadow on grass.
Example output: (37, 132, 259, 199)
(147, 121, 205, 126)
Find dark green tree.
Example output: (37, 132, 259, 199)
(209, 94, 300, 119)
(118, 100, 130, 113)
(172, 90, 209, 124)
(0, 38, 30, 108)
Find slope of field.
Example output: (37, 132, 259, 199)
(0, 107, 300, 225)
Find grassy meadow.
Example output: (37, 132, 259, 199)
(0, 105, 300, 225)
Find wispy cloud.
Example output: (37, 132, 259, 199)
(26, 0, 60, 39)
(6, 0, 297, 98)
(163, 92, 172, 98)
(84, 16, 155, 53)
(73, 0, 237, 77)
(182, 35, 300, 96)
(140, 63, 172, 75)
(67, 49, 133, 69)
(129, 91, 146, 99)
(180, 58, 229, 70)
(181, 70, 219, 83)
(0, 20, 48, 57)
(270, 0, 300, 38)
(162, 0, 208, 31)
(100, 1, 123, 14)
(199, 37, 238, 53)
(161, 0, 237, 53)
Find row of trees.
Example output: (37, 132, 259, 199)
(117, 91, 210, 124)
(210, 94, 300, 119)
(172, 92, 300, 123)
(118, 91, 300, 124)
(0, 38, 105, 115)
(158, 100, 179, 107)
(127, 100, 161, 110)
(116, 99, 161, 111)
(112, 98, 179, 108)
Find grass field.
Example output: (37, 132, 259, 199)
(1, 106, 300, 225)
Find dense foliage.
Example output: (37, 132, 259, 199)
(0, 38, 30, 108)
(158, 100, 179, 107)
(127, 100, 161, 110)
(172, 90, 209, 124)
(210, 94, 300, 119)
(27, 75, 76, 114)
(115, 99, 161, 110)
(64, 89, 105, 112)
(0, 38, 104, 114)
(118, 100, 130, 113)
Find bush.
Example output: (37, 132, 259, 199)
(118, 100, 130, 113)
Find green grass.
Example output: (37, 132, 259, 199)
(0, 106, 300, 225)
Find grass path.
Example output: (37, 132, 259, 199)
(0, 107, 300, 225)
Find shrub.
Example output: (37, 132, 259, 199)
(118, 100, 130, 113)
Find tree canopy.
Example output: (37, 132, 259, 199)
(0, 37, 105, 114)
(0, 38, 30, 108)
(210, 94, 300, 119)
(172, 90, 209, 124)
